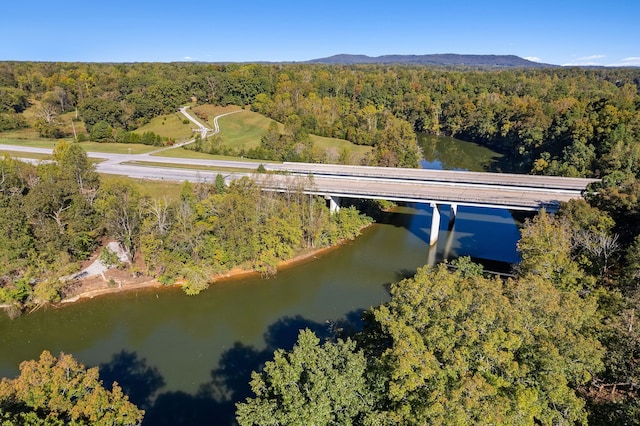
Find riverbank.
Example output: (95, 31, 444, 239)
(57, 241, 347, 305)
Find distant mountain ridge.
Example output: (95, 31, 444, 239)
(307, 53, 555, 68)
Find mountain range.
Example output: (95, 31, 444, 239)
(307, 54, 556, 68)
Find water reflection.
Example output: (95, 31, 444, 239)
(399, 204, 527, 271)
(419, 133, 502, 171)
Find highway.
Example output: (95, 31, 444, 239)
(252, 173, 586, 211)
(0, 108, 598, 212)
(0, 142, 594, 211)
(269, 162, 597, 192)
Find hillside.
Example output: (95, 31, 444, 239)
(308, 53, 555, 68)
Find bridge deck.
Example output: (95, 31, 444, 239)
(255, 173, 588, 212)
(270, 162, 598, 192)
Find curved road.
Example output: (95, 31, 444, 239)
(87, 108, 245, 170)
(179, 106, 210, 140)
(178, 106, 243, 141)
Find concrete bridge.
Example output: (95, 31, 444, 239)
(81, 154, 597, 247)
(257, 162, 598, 245)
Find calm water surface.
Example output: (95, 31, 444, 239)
(419, 133, 502, 171)
(0, 136, 527, 424)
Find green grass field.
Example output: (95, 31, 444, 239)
(192, 104, 242, 121)
(151, 146, 272, 162)
(77, 142, 159, 154)
(215, 109, 275, 150)
(134, 111, 193, 142)
(0, 139, 161, 155)
(311, 134, 371, 158)
(0, 138, 58, 149)
(206, 108, 371, 161)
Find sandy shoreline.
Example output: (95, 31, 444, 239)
(57, 242, 344, 305)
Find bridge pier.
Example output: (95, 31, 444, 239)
(326, 195, 341, 214)
(429, 203, 441, 246)
(429, 203, 457, 246)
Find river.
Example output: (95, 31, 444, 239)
(0, 135, 529, 424)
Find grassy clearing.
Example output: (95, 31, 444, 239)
(0, 138, 58, 148)
(78, 142, 159, 154)
(0, 129, 43, 140)
(0, 139, 161, 155)
(192, 104, 243, 122)
(211, 108, 371, 161)
(214, 109, 271, 150)
(311, 134, 372, 159)
(134, 111, 193, 142)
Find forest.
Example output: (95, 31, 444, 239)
(1, 61, 640, 424)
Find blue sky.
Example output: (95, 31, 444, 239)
(2, 0, 638, 66)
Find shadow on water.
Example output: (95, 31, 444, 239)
(111, 311, 366, 425)
(381, 204, 432, 246)
(99, 351, 165, 412)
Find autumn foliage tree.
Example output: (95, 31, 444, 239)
(0, 350, 143, 425)
(0, 143, 101, 310)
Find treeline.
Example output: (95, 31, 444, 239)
(1, 61, 639, 172)
(0, 145, 373, 312)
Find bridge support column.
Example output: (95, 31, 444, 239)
(326, 195, 341, 214)
(430, 203, 457, 246)
(427, 245, 437, 267)
(429, 203, 441, 246)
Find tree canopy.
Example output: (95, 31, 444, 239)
(236, 261, 604, 425)
(0, 350, 143, 425)
(236, 330, 372, 426)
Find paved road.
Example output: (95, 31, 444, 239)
(253, 173, 584, 211)
(178, 106, 210, 140)
(0, 113, 597, 211)
(176, 106, 242, 142)
(270, 162, 597, 192)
